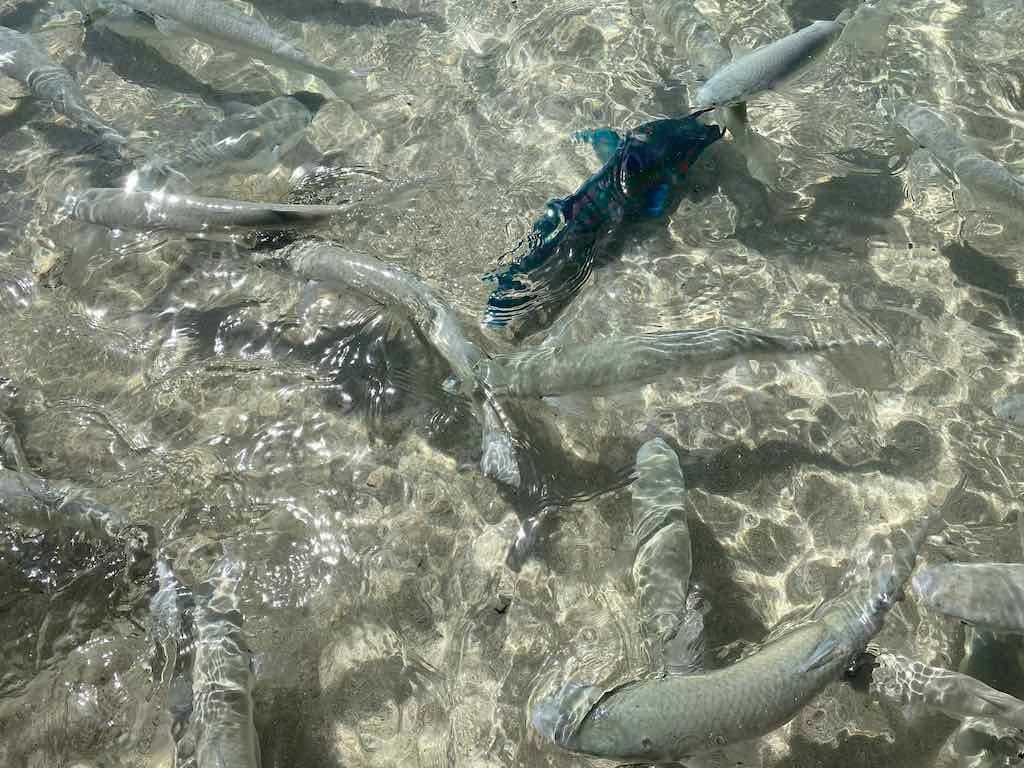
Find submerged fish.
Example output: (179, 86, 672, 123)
(192, 558, 261, 768)
(261, 239, 520, 487)
(68, 188, 347, 232)
(483, 110, 722, 335)
(914, 562, 1024, 635)
(0, 25, 125, 151)
(632, 438, 704, 675)
(532, 477, 963, 762)
(867, 649, 1024, 727)
(476, 326, 884, 402)
(127, 92, 325, 190)
(89, 0, 370, 103)
(895, 102, 1024, 215)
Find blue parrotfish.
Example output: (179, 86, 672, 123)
(483, 108, 722, 336)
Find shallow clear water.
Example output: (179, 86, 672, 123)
(3, 0, 1024, 765)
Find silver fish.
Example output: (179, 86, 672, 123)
(0, 465, 125, 539)
(68, 188, 347, 232)
(694, 11, 849, 110)
(869, 649, 1024, 727)
(995, 394, 1024, 426)
(896, 103, 1024, 215)
(93, 0, 369, 102)
(532, 477, 961, 762)
(264, 240, 520, 487)
(476, 326, 883, 401)
(128, 93, 323, 190)
(192, 557, 261, 768)
(914, 563, 1024, 635)
(0, 25, 125, 148)
(632, 438, 703, 675)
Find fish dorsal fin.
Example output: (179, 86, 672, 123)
(571, 127, 622, 164)
(728, 38, 753, 59)
(664, 608, 707, 675)
(797, 635, 842, 673)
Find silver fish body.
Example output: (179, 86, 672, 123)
(869, 650, 1024, 727)
(694, 15, 846, 108)
(0, 25, 125, 146)
(0, 467, 123, 539)
(914, 563, 1024, 635)
(192, 558, 261, 768)
(270, 240, 520, 487)
(534, 480, 952, 761)
(69, 188, 346, 232)
(476, 326, 880, 400)
(108, 0, 365, 100)
(632, 438, 702, 674)
(132, 95, 317, 189)
(895, 103, 1024, 213)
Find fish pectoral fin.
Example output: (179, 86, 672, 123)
(797, 635, 842, 673)
(643, 181, 673, 217)
(571, 127, 622, 164)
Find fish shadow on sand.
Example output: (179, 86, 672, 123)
(943, 241, 1024, 328)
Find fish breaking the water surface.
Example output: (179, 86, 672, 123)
(914, 563, 1024, 635)
(0, 24, 126, 152)
(483, 110, 722, 335)
(532, 476, 965, 762)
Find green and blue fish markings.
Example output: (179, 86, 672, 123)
(483, 108, 722, 332)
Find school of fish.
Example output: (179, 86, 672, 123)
(1, 0, 1024, 766)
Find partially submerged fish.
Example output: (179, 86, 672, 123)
(68, 188, 347, 232)
(631, 438, 703, 675)
(914, 562, 1024, 635)
(483, 110, 722, 335)
(127, 92, 325, 191)
(692, 12, 849, 187)
(532, 477, 963, 762)
(261, 239, 520, 487)
(693, 12, 850, 110)
(476, 326, 885, 402)
(0, 25, 126, 151)
(895, 102, 1024, 215)
(88, 0, 371, 103)
(192, 557, 261, 768)
(867, 649, 1024, 727)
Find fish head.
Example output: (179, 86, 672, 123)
(911, 565, 957, 615)
(620, 117, 723, 194)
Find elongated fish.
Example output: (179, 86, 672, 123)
(68, 188, 347, 232)
(632, 438, 704, 675)
(0, 25, 125, 151)
(896, 103, 1024, 215)
(91, 0, 369, 103)
(483, 110, 721, 336)
(127, 93, 325, 191)
(261, 239, 520, 487)
(867, 649, 1024, 727)
(693, 12, 849, 110)
(150, 561, 198, 762)
(532, 477, 964, 762)
(476, 326, 885, 401)
(914, 563, 1024, 635)
(192, 557, 261, 768)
